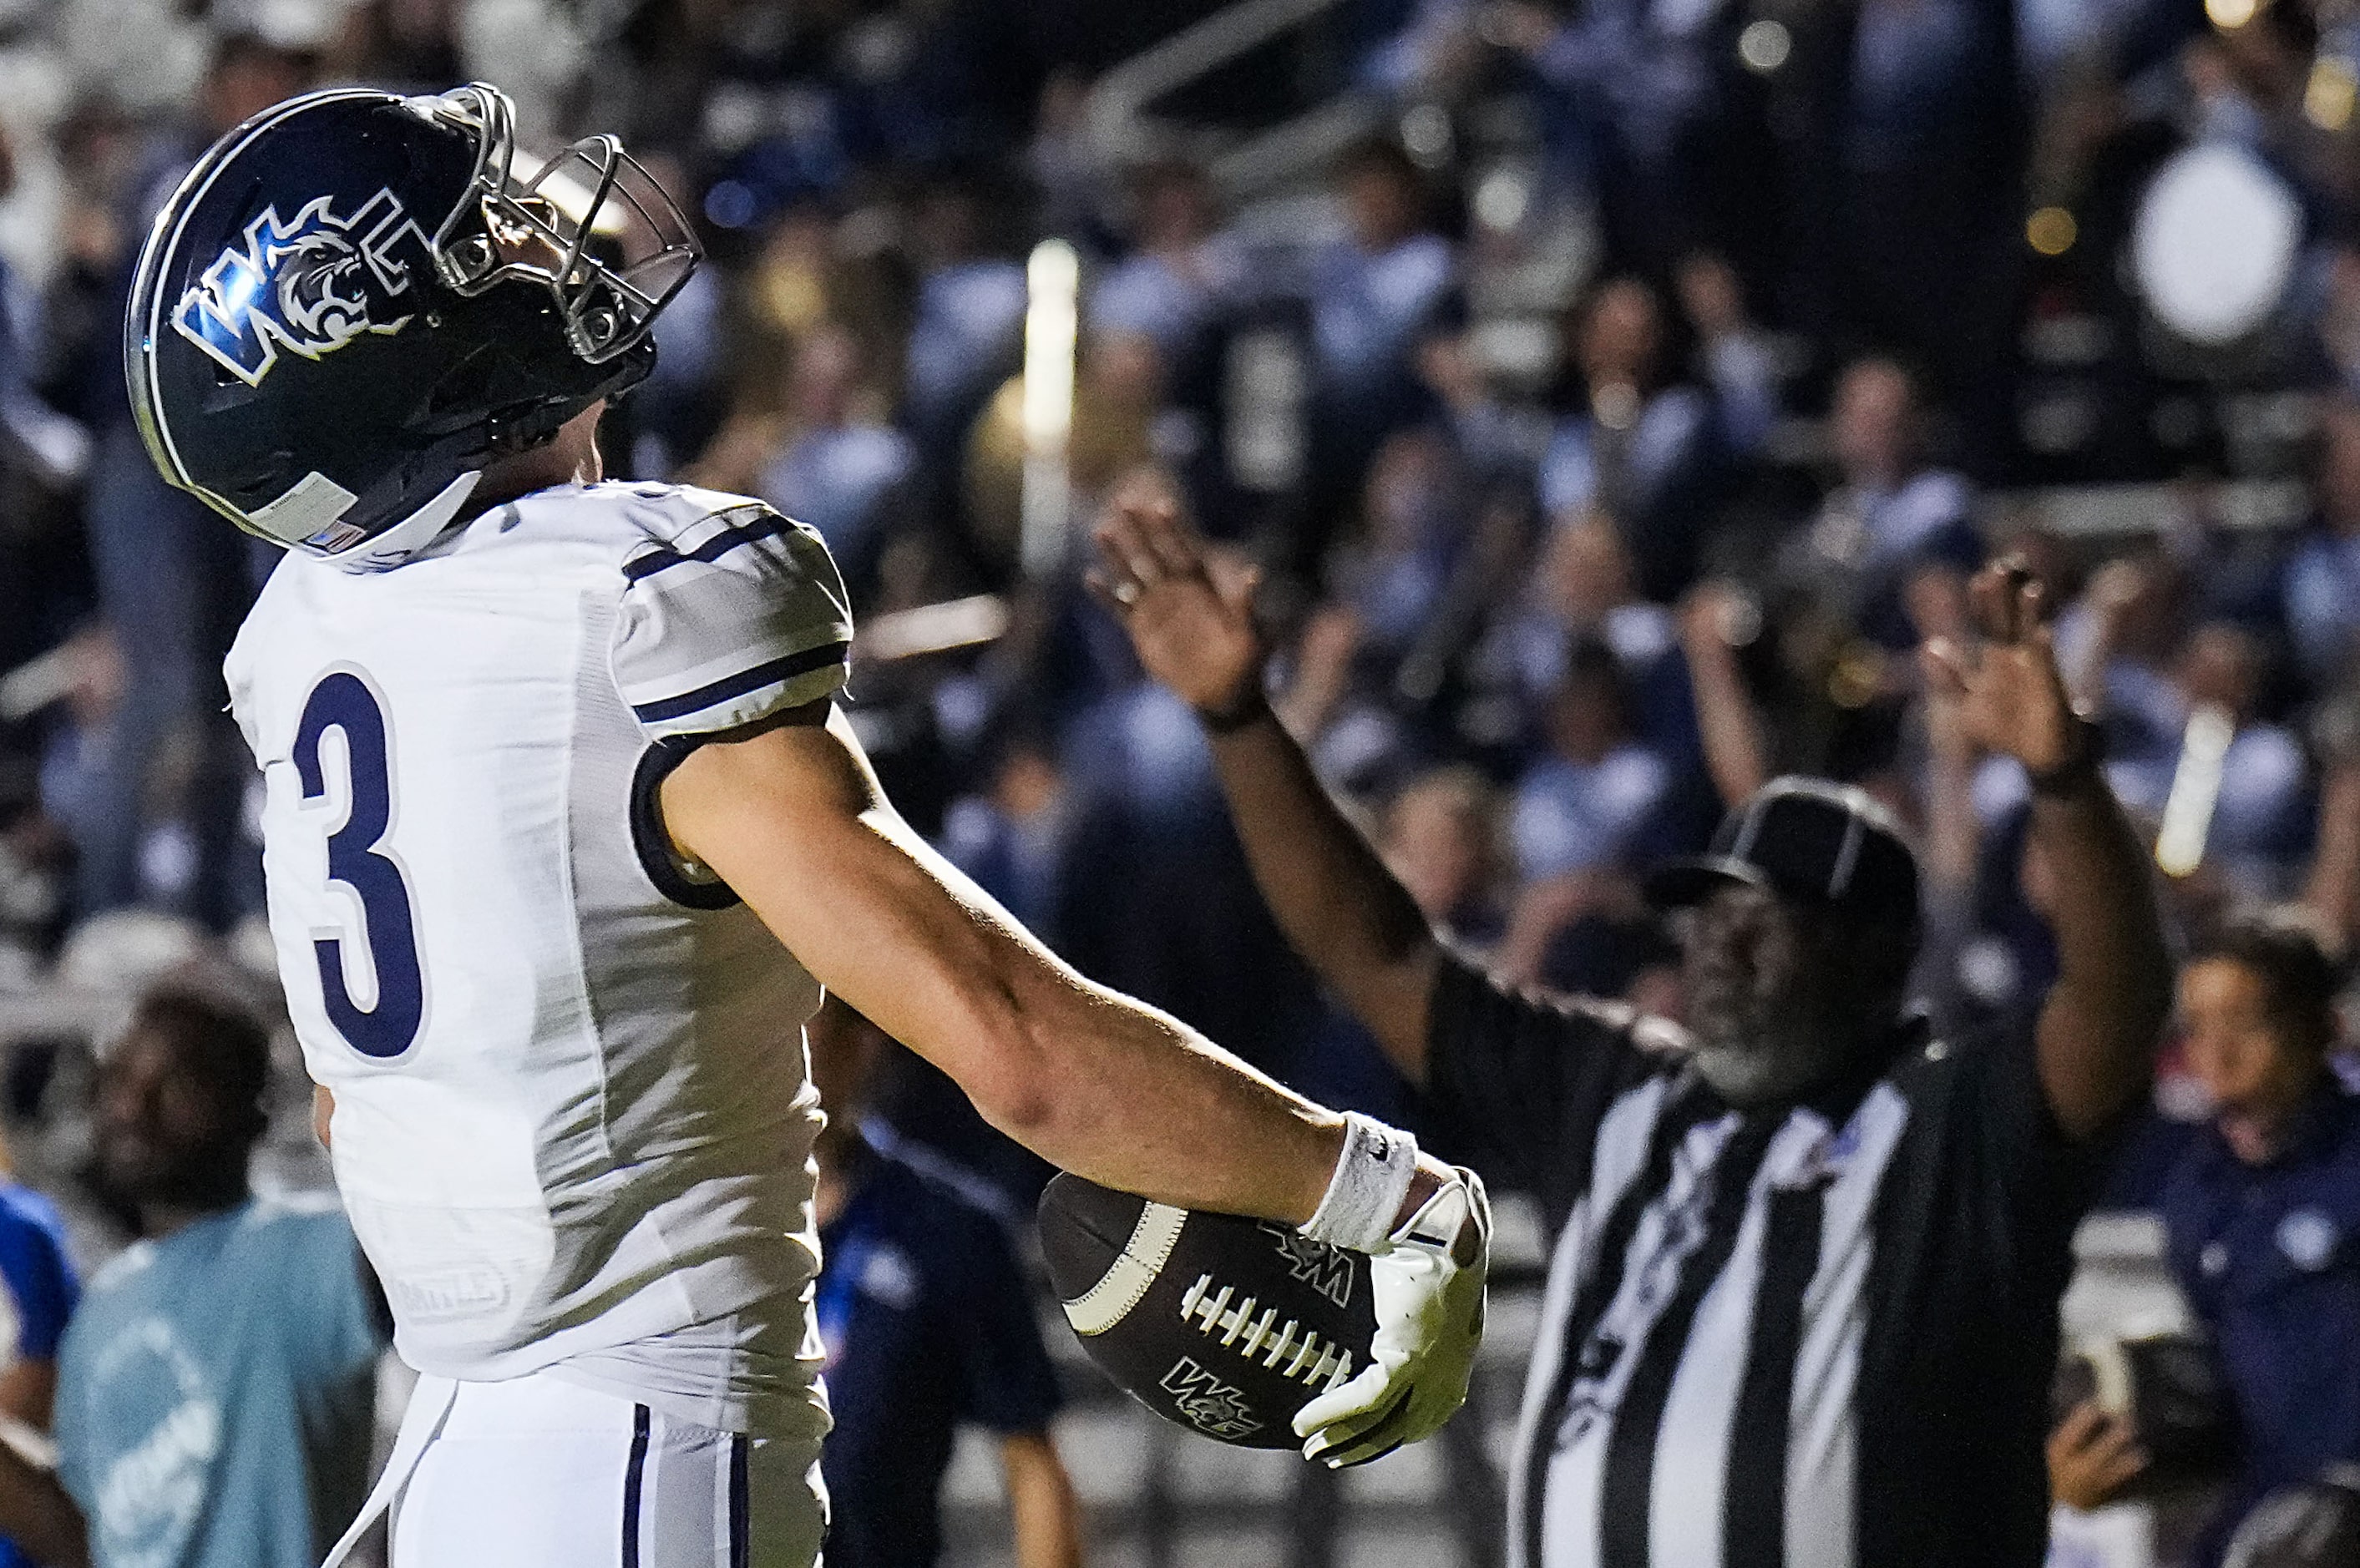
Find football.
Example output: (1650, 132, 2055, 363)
(1037, 1172, 1378, 1451)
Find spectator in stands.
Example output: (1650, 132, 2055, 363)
(939, 728, 1081, 948)
(323, 0, 462, 94)
(1329, 429, 1466, 660)
(1539, 277, 1721, 601)
(1784, 355, 1981, 651)
(1262, 762, 1509, 1129)
(2148, 916, 2360, 1565)
(2109, 622, 2314, 897)
(1272, 603, 1409, 798)
(1486, 0, 1745, 275)
(1672, 252, 1782, 457)
(1475, 514, 1700, 769)
(901, 172, 1028, 482)
(807, 999, 1083, 1568)
(0, 987, 387, 1568)
(73, 31, 319, 929)
(2283, 398, 2360, 691)
(1507, 636, 1673, 886)
(752, 324, 916, 604)
(1415, 326, 1553, 484)
(1378, 765, 1508, 948)
(1302, 137, 1462, 562)
(2059, 551, 2199, 771)
(1811, 0, 2018, 402)
(1090, 159, 1241, 404)
(1355, 0, 1487, 102)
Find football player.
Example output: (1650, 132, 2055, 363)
(124, 84, 1488, 1568)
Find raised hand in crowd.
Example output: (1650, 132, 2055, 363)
(1278, 604, 1365, 741)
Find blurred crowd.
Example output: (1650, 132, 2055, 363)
(1, 0, 2359, 1561)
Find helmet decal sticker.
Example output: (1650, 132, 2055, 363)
(170, 189, 435, 387)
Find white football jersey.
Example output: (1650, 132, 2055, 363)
(224, 480, 856, 1439)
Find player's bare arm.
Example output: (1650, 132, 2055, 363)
(666, 702, 1364, 1222)
(662, 703, 1487, 1465)
(1922, 561, 2173, 1140)
(1090, 475, 1441, 1080)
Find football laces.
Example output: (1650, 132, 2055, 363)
(1178, 1274, 1356, 1391)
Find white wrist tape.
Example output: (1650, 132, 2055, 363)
(1300, 1112, 1420, 1253)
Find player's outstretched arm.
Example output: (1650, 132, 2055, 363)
(663, 705, 1488, 1464)
(1089, 475, 1441, 1082)
(667, 701, 1348, 1221)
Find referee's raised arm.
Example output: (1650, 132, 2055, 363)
(1091, 475, 1443, 1081)
(1921, 561, 2175, 1141)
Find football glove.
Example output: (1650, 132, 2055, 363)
(1292, 1165, 1490, 1467)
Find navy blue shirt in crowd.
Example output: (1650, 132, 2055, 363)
(2161, 1083, 2360, 1550)
(816, 1141, 1062, 1568)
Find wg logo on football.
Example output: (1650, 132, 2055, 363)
(171, 189, 434, 387)
(1257, 1221, 1355, 1308)
(1159, 1357, 1263, 1442)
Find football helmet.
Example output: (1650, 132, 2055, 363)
(127, 83, 699, 559)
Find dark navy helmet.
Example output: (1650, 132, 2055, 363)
(127, 83, 699, 559)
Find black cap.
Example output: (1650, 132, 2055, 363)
(1644, 776, 1920, 935)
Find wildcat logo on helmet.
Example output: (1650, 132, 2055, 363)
(170, 188, 436, 387)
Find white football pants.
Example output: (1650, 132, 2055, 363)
(326, 1369, 828, 1568)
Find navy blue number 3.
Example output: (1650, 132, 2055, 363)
(295, 671, 424, 1058)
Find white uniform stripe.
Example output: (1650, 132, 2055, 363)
(1509, 1076, 1674, 1568)
(1541, 1112, 1741, 1566)
(610, 618, 848, 709)
(1574, 1077, 1682, 1292)
(712, 1429, 733, 1565)
(1513, 1196, 1594, 1568)
(1784, 1082, 1912, 1568)
(1646, 1112, 1832, 1568)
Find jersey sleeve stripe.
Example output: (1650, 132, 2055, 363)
(621, 509, 800, 581)
(628, 640, 850, 724)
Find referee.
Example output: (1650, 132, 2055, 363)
(1091, 483, 2171, 1568)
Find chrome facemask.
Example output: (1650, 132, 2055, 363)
(422, 83, 701, 364)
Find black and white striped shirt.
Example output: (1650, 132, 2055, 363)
(1424, 954, 2099, 1568)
